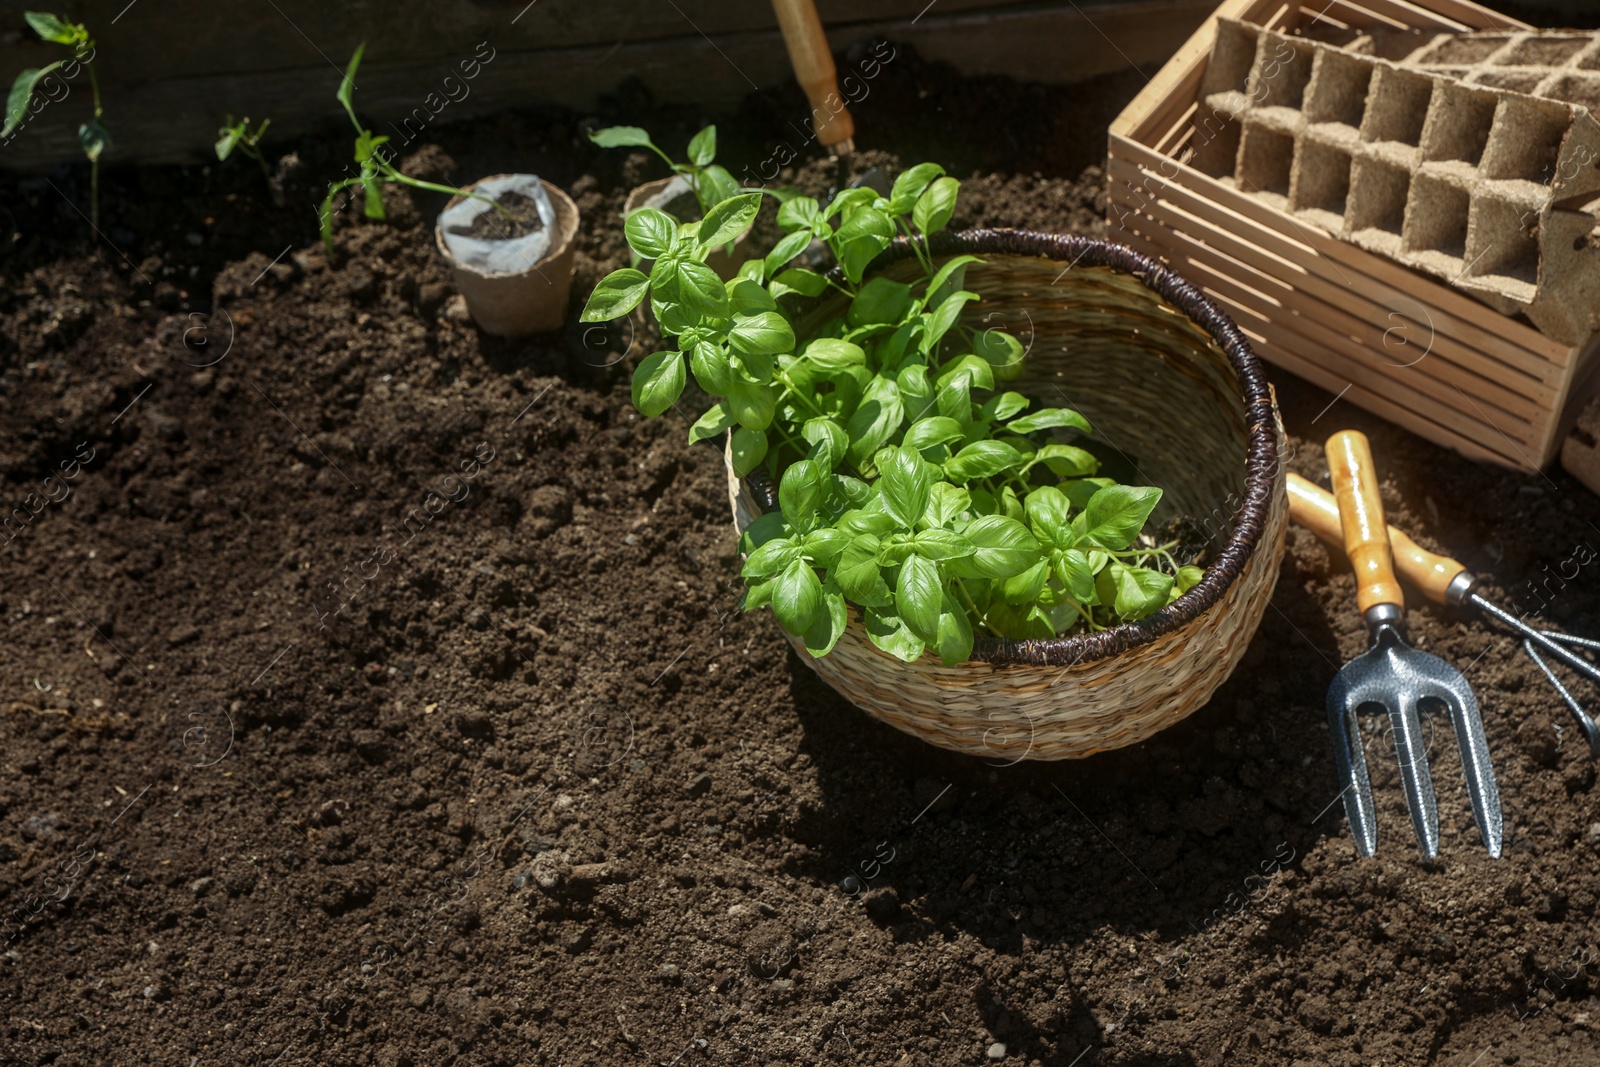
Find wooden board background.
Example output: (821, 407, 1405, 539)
(0, 0, 1213, 172)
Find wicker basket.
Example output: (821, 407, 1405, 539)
(727, 230, 1288, 761)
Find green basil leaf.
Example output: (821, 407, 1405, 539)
(934, 353, 994, 393)
(4, 67, 50, 138)
(25, 12, 76, 44)
(739, 511, 789, 553)
(1035, 444, 1100, 478)
(979, 392, 1030, 423)
(924, 254, 982, 308)
(1007, 407, 1092, 435)
(803, 590, 849, 658)
(802, 338, 865, 370)
(675, 258, 729, 318)
(1053, 548, 1098, 602)
(693, 165, 741, 212)
(579, 267, 651, 322)
(962, 515, 1041, 579)
(839, 509, 897, 538)
(631, 350, 685, 416)
(688, 342, 731, 393)
(824, 186, 878, 221)
(903, 415, 965, 452)
(975, 327, 1026, 377)
(1000, 485, 1024, 521)
(779, 459, 827, 527)
(924, 482, 970, 528)
(836, 536, 894, 607)
(834, 207, 895, 286)
(687, 124, 716, 166)
(1175, 564, 1205, 596)
(1106, 561, 1173, 621)
(889, 162, 946, 215)
(743, 578, 774, 611)
(78, 117, 111, 163)
(771, 267, 828, 300)
(589, 125, 656, 149)
(1080, 485, 1163, 551)
(896, 555, 943, 643)
(847, 277, 913, 328)
(833, 474, 873, 508)
(1024, 486, 1071, 541)
(913, 528, 973, 561)
(803, 529, 849, 569)
(728, 278, 775, 314)
(1001, 559, 1049, 605)
(735, 257, 766, 284)
(802, 417, 847, 470)
(1063, 477, 1115, 510)
(743, 537, 801, 579)
(777, 195, 819, 231)
(944, 441, 1024, 483)
(865, 608, 926, 664)
(689, 400, 738, 444)
(913, 176, 960, 237)
(729, 311, 795, 357)
(896, 363, 934, 423)
(771, 558, 823, 636)
(624, 208, 678, 259)
(727, 376, 776, 430)
(933, 593, 974, 665)
(845, 376, 904, 470)
(923, 291, 978, 353)
(763, 229, 812, 277)
(730, 426, 768, 477)
(935, 375, 971, 422)
(699, 191, 761, 248)
(876, 446, 933, 530)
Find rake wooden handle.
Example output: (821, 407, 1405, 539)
(771, 0, 854, 149)
(1326, 431, 1404, 616)
(1286, 473, 1468, 606)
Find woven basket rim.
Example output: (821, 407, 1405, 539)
(745, 228, 1280, 669)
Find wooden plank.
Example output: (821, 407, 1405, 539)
(1106, 154, 1566, 392)
(1110, 133, 1573, 363)
(0, 0, 1215, 171)
(1120, 226, 1543, 467)
(1117, 220, 1548, 452)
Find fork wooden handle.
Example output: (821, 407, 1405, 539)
(771, 0, 855, 149)
(1286, 473, 1468, 606)
(1327, 431, 1404, 616)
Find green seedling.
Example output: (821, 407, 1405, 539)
(5, 12, 108, 227)
(589, 124, 741, 219)
(580, 163, 1198, 664)
(319, 43, 504, 254)
(216, 114, 277, 199)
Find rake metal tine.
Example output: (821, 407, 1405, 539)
(1438, 685, 1504, 858)
(1525, 640, 1600, 759)
(1386, 696, 1440, 859)
(1470, 595, 1600, 689)
(1327, 696, 1379, 856)
(1540, 631, 1600, 653)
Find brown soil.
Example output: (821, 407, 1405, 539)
(3, 34, 1599, 1067)
(448, 189, 547, 242)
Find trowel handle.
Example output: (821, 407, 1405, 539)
(1326, 431, 1405, 617)
(1286, 473, 1469, 606)
(771, 0, 855, 149)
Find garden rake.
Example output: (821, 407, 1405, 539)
(1322, 430, 1502, 859)
(1288, 474, 1600, 757)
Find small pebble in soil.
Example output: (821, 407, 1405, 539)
(987, 1042, 1007, 1059)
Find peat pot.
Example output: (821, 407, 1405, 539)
(728, 230, 1290, 762)
(435, 174, 579, 337)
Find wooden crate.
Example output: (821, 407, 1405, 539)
(1107, 0, 1600, 472)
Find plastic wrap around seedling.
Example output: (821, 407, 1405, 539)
(438, 174, 554, 274)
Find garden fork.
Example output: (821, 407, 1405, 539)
(1288, 474, 1600, 758)
(1322, 431, 1502, 859)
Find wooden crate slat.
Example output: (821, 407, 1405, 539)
(1110, 134, 1573, 364)
(1128, 237, 1544, 468)
(1106, 156, 1566, 393)
(1110, 0, 1263, 139)
(1126, 217, 1548, 451)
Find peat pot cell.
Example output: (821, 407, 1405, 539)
(1304, 50, 1373, 130)
(1473, 70, 1546, 96)
(1465, 195, 1541, 298)
(1237, 124, 1295, 201)
(1246, 35, 1314, 110)
(1362, 68, 1434, 148)
(1289, 139, 1353, 225)
(1188, 114, 1243, 179)
(1202, 18, 1261, 96)
(1412, 33, 1514, 66)
(1403, 172, 1470, 264)
(1496, 36, 1591, 68)
(1541, 73, 1600, 115)
(1346, 156, 1412, 240)
(1422, 82, 1498, 166)
(1482, 95, 1573, 183)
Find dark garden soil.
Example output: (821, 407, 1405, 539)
(3, 30, 1600, 1067)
